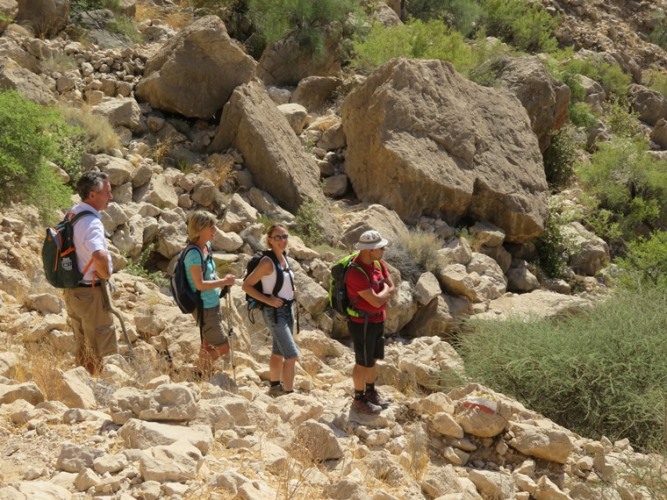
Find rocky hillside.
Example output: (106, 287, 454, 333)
(0, 0, 666, 498)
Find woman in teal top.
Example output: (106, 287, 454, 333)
(185, 211, 236, 376)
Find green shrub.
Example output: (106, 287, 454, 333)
(649, 8, 667, 50)
(568, 101, 598, 131)
(605, 100, 641, 137)
(543, 125, 578, 190)
(71, 0, 121, 15)
(0, 91, 77, 220)
(125, 244, 169, 288)
(294, 200, 325, 247)
(533, 211, 567, 279)
(479, 0, 559, 53)
(576, 138, 667, 239)
(459, 286, 667, 452)
(615, 231, 667, 290)
(562, 56, 631, 103)
(645, 68, 667, 97)
(406, 0, 484, 37)
(247, 0, 361, 60)
(352, 19, 509, 79)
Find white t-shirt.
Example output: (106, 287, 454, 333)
(70, 202, 111, 283)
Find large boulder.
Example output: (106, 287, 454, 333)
(16, 0, 69, 38)
(208, 81, 325, 217)
(628, 84, 667, 126)
(489, 55, 571, 152)
(256, 28, 342, 86)
(341, 58, 548, 243)
(0, 0, 17, 33)
(136, 15, 257, 119)
(0, 55, 55, 105)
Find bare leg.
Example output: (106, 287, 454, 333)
(269, 353, 283, 383)
(282, 358, 297, 391)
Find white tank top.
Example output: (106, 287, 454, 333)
(260, 256, 294, 300)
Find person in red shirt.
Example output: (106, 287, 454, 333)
(345, 230, 396, 415)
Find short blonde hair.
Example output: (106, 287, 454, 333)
(187, 210, 217, 243)
(265, 223, 288, 247)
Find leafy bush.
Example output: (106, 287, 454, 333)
(576, 138, 667, 240)
(71, 0, 121, 15)
(645, 68, 667, 97)
(561, 56, 631, 103)
(352, 19, 508, 79)
(459, 286, 667, 452)
(247, 0, 360, 60)
(406, 0, 484, 37)
(568, 101, 598, 131)
(605, 101, 641, 137)
(615, 231, 667, 289)
(294, 200, 325, 247)
(533, 211, 567, 279)
(543, 125, 578, 190)
(479, 0, 559, 53)
(649, 8, 667, 50)
(0, 91, 78, 219)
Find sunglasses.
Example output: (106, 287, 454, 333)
(271, 234, 289, 241)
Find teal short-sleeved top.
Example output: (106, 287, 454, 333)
(184, 245, 220, 309)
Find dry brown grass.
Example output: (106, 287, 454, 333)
(58, 105, 122, 153)
(136, 1, 194, 29)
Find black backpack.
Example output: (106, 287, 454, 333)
(170, 243, 208, 314)
(42, 210, 95, 288)
(244, 250, 292, 321)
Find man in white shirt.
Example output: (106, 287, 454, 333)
(63, 171, 117, 375)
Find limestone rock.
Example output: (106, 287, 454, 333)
(136, 15, 256, 119)
(341, 58, 548, 243)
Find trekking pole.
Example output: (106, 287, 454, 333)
(294, 301, 300, 335)
(225, 291, 237, 385)
(101, 280, 134, 357)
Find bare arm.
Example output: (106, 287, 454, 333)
(189, 263, 235, 292)
(241, 257, 284, 308)
(357, 263, 395, 308)
(91, 249, 112, 280)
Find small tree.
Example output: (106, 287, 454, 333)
(247, 0, 361, 60)
(0, 91, 78, 219)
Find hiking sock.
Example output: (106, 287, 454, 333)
(354, 390, 365, 400)
(365, 383, 376, 394)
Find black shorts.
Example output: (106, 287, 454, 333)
(348, 320, 384, 367)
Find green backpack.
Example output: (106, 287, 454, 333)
(328, 252, 367, 317)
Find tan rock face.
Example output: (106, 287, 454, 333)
(16, 0, 68, 38)
(341, 58, 548, 243)
(256, 29, 342, 86)
(490, 55, 571, 152)
(136, 15, 257, 119)
(208, 81, 324, 216)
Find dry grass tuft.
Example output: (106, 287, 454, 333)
(405, 422, 430, 480)
(58, 106, 122, 153)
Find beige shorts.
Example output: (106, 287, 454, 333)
(64, 286, 118, 359)
(193, 306, 229, 347)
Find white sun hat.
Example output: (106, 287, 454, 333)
(355, 230, 389, 250)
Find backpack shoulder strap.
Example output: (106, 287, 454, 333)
(262, 250, 285, 296)
(70, 210, 95, 224)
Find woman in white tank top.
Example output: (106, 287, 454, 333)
(242, 223, 299, 397)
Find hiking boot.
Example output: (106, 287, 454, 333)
(365, 390, 390, 409)
(268, 384, 285, 398)
(352, 397, 382, 415)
